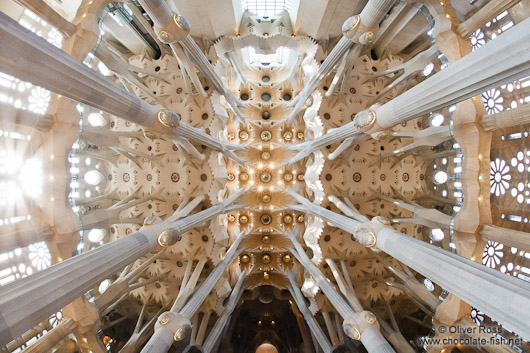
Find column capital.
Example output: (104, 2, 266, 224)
(343, 311, 380, 340)
(158, 228, 182, 247)
(144, 109, 181, 140)
(352, 216, 390, 249)
(155, 312, 191, 342)
(342, 15, 377, 44)
(154, 14, 191, 44)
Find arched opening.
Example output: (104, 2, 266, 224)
(256, 343, 278, 353)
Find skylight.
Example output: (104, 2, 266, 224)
(241, 0, 292, 17)
(248, 46, 290, 66)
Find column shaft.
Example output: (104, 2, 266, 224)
(0, 225, 54, 253)
(375, 18, 530, 129)
(14, 0, 77, 37)
(180, 236, 245, 318)
(137, 0, 245, 121)
(287, 37, 354, 122)
(288, 277, 333, 353)
(457, 0, 522, 39)
(295, 192, 530, 339)
(0, 199, 237, 345)
(375, 226, 530, 340)
(23, 318, 77, 353)
(0, 14, 239, 158)
(480, 103, 530, 131)
(202, 274, 246, 353)
(140, 237, 245, 353)
(0, 228, 158, 345)
(481, 224, 530, 252)
(0, 13, 159, 128)
(288, 235, 396, 353)
(0, 102, 54, 131)
(359, 0, 398, 28)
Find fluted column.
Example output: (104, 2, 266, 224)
(481, 224, 530, 252)
(202, 273, 246, 353)
(376, 225, 530, 340)
(457, 0, 522, 39)
(140, 233, 246, 353)
(0, 14, 243, 162)
(0, 196, 241, 345)
(287, 275, 333, 353)
(1, 320, 50, 353)
(287, 233, 396, 353)
(0, 102, 54, 131)
(370, 17, 530, 131)
(137, 0, 245, 122)
(480, 103, 530, 131)
(0, 225, 54, 253)
(23, 318, 77, 353)
(0, 227, 158, 346)
(0, 12, 159, 128)
(289, 192, 530, 340)
(293, 17, 530, 149)
(14, 0, 77, 37)
(359, 0, 398, 28)
(286, 0, 397, 122)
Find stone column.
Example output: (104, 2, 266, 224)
(0, 14, 244, 162)
(294, 17, 530, 147)
(480, 103, 530, 131)
(1, 320, 50, 353)
(140, 233, 246, 353)
(481, 224, 530, 252)
(0, 195, 241, 345)
(289, 192, 530, 340)
(0, 102, 54, 131)
(137, 0, 246, 122)
(457, 0, 522, 39)
(370, 17, 530, 131)
(0, 225, 54, 253)
(359, 0, 398, 28)
(202, 273, 246, 353)
(23, 318, 77, 353)
(379, 195, 452, 230)
(14, 0, 77, 37)
(286, 0, 397, 122)
(287, 275, 333, 353)
(375, 225, 530, 340)
(287, 233, 396, 353)
(0, 12, 159, 128)
(0, 226, 158, 346)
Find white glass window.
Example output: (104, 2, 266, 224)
(433, 171, 448, 185)
(241, 0, 292, 16)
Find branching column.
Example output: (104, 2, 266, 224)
(480, 103, 530, 131)
(289, 192, 530, 340)
(287, 233, 396, 353)
(480, 224, 530, 253)
(137, 0, 246, 122)
(0, 225, 55, 253)
(0, 13, 244, 162)
(0, 102, 54, 131)
(14, 0, 77, 37)
(202, 274, 246, 353)
(23, 318, 77, 353)
(290, 18, 530, 153)
(371, 17, 530, 131)
(287, 275, 333, 353)
(286, 0, 397, 122)
(457, 0, 522, 38)
(140, 235, 246, 353)
(0, 196, 240, 345)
